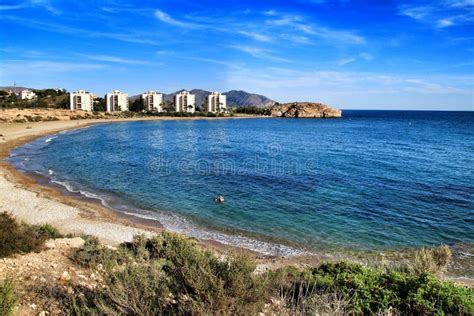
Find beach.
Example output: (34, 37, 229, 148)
(0, 115, 308, 262)
(0, 117, 247, 246)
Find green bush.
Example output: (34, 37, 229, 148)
(268, 261, 474, 315)
(0, 212, 62, 258)
(0, 280, 16, 316)
(65, 232, 267, 315)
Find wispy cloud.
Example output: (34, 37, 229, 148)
(2, 15, 159, 45)
(336, 53, 374, 66)
(337, 57, 357, 66)
(154, 10, 202, 29)
(399, 1, 474, 28)
(79, 54, 152, 65)
(226, 67, 472, 109)
(230, 45, 292, 63)
(2, 59, 106, 74)
(0, 0, 60, 14)
(239, 31, 271, 42)
(266, 14, 365, 44)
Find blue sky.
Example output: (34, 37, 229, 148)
(0, 0, 473, 110)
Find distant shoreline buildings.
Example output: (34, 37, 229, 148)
(174, 90, 196, 113)
(142, 91, 163, 112)
(70, 90, 94, 111)
(67, 89, 227, 114)
(106, 90, 129, 112)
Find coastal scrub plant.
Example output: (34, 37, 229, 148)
(62, 232, 268, 315)
(0, 212, 62, 258)
(413, 245, 452, 275)
(0, 279, 16, 316)
(267, 261, 473, 315)
(51, 233, 473, 315)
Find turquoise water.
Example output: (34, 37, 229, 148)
(8, 111, 474, 255)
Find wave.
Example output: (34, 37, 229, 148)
(46, 173, 307, 256)
(45, 136, 58, 143)
(123, 210, 307, 257)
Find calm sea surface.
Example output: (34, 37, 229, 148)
(9, 111, 474, 255)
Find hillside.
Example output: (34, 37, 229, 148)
(161, 89, 276, 108)
(0, 86, 35, 94)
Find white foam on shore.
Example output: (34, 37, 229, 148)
(47, 176, 308, 256)
(123, 210, 308, 257)
(45, 136, 58, 143)
(9, 130, 309, 257)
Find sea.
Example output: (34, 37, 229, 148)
(7, 110, 474, 256)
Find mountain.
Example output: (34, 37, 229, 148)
(223, 90, 276, 108)
(160, 89, 276, 108)
(5, 86, 277, 108)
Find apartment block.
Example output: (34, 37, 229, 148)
(174, 90, 196, 113)
(69, 90, 94, 111)
(106, 90, 129, 112)
(142, 91, 163, 112)
(205, 92, 227, 113)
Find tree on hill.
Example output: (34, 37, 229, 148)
(130, 98, 144, 112)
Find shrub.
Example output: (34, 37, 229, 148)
(65, 232, 268, 314)
(34, 223, 62, 239)
(268, 261, 473, 315)
(72, 236, 124, 269)
(0, 212, 61, 258)
(0, 280, 16, 316)
(414, 245, 452, 275)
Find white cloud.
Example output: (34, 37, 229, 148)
(154, 10, 202, 29)
(79, 54, 152, 65)
(337, 58, 356, 66)
(2, 15, 159, 45)
(2, 59, 106, 74)
(239, 31, 271, 42)
(230, 45, 292, 63)
(399, 1, 474, 28)
(266, 14, 365, 44)
(225, 66, 473, 109)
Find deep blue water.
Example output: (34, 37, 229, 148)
(8, 111, 474, 255)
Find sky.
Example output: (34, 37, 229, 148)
(0, 0, 473, 110)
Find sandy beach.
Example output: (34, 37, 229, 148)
(0, 117, 247, 246)
(0, 115, 304, 258)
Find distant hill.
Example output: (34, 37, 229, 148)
(0, 86, 35, 94)
(223, 90, 275, 108)
(3, 86, 276, 108)
(159, 89, 276, 108)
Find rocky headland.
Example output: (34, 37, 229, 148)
(271, 102, 342, 118)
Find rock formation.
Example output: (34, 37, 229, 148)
(271, 102, 342, 118)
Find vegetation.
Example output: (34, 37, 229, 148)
(61, 233, 267, 314)
(129, 98, 144, 112)
(0, 212, 62, 258)
(233, 105, 271, 115)
(0, 89, 68, 109)
(269, 261, 473, 315)
(45, 233, 473, 315)
(414, 245, 452, 275)
(0, 280, 16, 316)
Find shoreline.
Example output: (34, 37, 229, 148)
(1, 116, 473, 281)
(0, 116, 324, 266)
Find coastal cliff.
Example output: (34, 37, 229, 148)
(271, 102, 342, 118)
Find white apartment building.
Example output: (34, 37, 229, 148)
(174, 90, 195, 113)
(106, 90, 129, 112)
(69, 90, 94, 111)
(20, 90, 36, 100)
(142, 91, 163, 112)
(205, 92, 227, 113)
